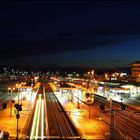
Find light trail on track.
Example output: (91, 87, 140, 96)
(30, 94, 45, 139)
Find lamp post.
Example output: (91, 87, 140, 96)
(77, 86, 81, 109)
(31, 83, 33, 105)
(86, 70, 94, 119)
(8, 87, 15, 117)
(15, 83, 21, 140)
(16, 84, 21, 104)
(21, 82, 26, 105)
(87, 70, 94, 88)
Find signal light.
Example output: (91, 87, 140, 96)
(15, 104, 22, 111)
(15, 104, 18, 109)
(18, 104, 22, 111)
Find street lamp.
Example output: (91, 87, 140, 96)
(8, 87, 15, 117)
(20, 82, 26, 105)
(16, 84, 21, 105)
(86, 70, 94, 119)
(87, 70, 94, 89)
(15, 83, 21, 140)
(31, 83, 33, 105)
(107, 97, 112, 112)
(77, 86, 81, 109)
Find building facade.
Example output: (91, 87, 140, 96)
(131, 61, 140, 81)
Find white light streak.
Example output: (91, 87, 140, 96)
(41, 100, 44, 139)
(35, 96, 41, 139)
(30, 100, 39, 139)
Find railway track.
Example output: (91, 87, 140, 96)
(94, 94, 140, 139)
(28, 83, 80, 139)
(28, 83, 46, 140)
(45, 83, 80, 139)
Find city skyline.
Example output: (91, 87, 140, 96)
(0, 1, 140, 69)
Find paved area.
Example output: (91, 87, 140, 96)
(0, 100, 31, 139)
(54, 91, 110, 140)
(0, 82, 109, 140)
(0, 83, 39, 139)
(0, 89, 37, 139)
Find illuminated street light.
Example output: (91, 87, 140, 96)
(16, 84, 21, 104)
(8, 87, 15, 117)
(107, 97, 112, 112)
(20, 82, 26, 105)
(86, 69, 94, 119)
(87, 69, 94, 89)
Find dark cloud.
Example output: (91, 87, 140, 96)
(0, 0, 140, 61)
(0, 26, 137, 59)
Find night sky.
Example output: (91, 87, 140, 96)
(1, 1, 140, 69)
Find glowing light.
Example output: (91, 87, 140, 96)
(41, 100, 44, 139)
(35, 96, 41, 139)
(34, 76, 39, 80)
(82, 82, 86, 85)
(16, 84, 21, 88)
(8, 87, 15, 91)
(30, 100, 39, 139)
(30, 94, 43, 139)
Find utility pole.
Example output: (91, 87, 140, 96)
(86, 69, 94, 119)
(108, 97, 115, 139)
(99, 98, 126, 140)
(10, 88, 12, 117)
(16, 112, 19, 140)
(31, 83, 33, 105)
(77, 87, 80, 109)
(15, 103, 22, 140)
(110, 108, 114, 139)
(15, 84, 21, 140)
(8, 87, 15, 117)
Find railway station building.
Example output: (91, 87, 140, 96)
(131, 61, 140, 82)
